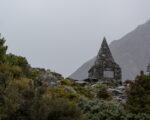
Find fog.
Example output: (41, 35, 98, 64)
(0, 0, 150, 77)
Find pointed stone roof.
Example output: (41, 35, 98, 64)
(95, 37, 114, 65)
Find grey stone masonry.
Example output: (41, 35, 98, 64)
(88, 38, 122, 85)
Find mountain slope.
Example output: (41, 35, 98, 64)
(70, 20, 150, 81)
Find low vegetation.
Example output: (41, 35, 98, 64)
(0, 35, 150, 120)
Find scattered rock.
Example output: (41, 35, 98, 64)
(39, 70, 60, 86)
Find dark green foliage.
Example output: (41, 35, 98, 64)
(126, 113, 150, 120)
(6, 54, 30, 76)
(0, 36, 7, 63)
(28, 86, 82, 120)
(79, 98, 150, 120)
(27, 68, 45, 80)
(60, 79, 72, 85)
(51, 72, 64, 80)
(96, 84, 112, 100)
(0, 85, 23, 120)
(47, 86, 80, 102)
(0, 76, 83, 120)
(0, 72, 9, 89)
(127, 72, 150, 114)
(46, 99, 82, 120)
(78, 98, 126, 120)
(30, 86, 48, 120)
(74, 86, 94, 99)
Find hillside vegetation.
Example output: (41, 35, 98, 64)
(0, 36, 150, 120)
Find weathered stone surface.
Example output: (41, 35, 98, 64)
(73, 80, 88, 86)
(39, 70, 60, 86)
(108, 84, 128, 102)
(88, 38, 122, 85)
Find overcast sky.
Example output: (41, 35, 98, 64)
(0, 0, 150, 77)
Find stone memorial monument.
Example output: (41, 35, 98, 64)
(88, 38, 122, 85)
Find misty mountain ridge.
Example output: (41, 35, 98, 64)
(70, 20, 150, 81)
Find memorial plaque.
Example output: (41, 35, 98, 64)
(104, 71, 114, 78)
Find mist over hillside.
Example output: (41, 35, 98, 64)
(70, 20, 150, 81)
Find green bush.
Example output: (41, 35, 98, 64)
(78, 98, 126, 120)
(126, 113, 150, 120)
(0, 63, 23, 79)
(6, 54, 30, 76)
(46, 98, 83, 120)
(96, 84, 112, 100)
(60, 79, 72, 85)
(46, 86, 80, 102)
(51, 72, 63, 80)
(0, 84, 23, 120)
(74, 86, 94, 99)
(127, 71, 150, 114)
(78, 98, 150, 120)
(0, 36, 7, 63)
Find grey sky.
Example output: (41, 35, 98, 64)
(0, 0, 150, 77)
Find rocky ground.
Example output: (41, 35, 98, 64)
(37, 69, 129, 102)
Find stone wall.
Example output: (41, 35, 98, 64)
(88, 38, 122, 85)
